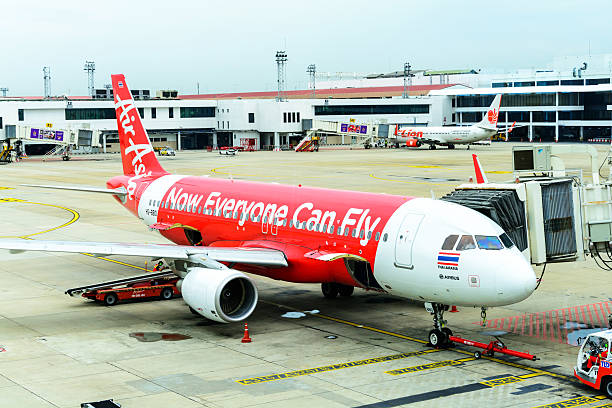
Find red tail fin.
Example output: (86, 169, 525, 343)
(472, 154, 488, 184)
(111, 74, 166, 176)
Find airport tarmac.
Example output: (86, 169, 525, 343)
(1, 143, 611, 407)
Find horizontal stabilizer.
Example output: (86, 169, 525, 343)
(21, 184, 127, 197)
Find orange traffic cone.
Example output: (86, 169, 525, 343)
(241, 322, 252, 343)
(449, 305, 459, 313)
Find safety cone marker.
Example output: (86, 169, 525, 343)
(450, 305, 459, 313)
(241, 322, 252, 343)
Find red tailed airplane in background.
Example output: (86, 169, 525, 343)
(395, 94, 519, 149)
(0, 75, 537, 347)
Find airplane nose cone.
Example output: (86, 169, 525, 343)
(497, 252, 537, 304)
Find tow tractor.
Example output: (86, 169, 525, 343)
(65, 270, 180, 306)
(574, 329, 612, 398)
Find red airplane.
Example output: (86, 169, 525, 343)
(0, 75, 537, 347)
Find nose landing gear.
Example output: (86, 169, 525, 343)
(425, 302, 453, 348)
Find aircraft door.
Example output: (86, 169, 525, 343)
(394, 213, 424, 268)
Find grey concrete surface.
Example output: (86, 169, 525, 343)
(0, 143, 610, 407)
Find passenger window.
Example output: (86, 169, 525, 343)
(383, 233, 388, 242)
(441, 235, 459, 250)
(345, 228, 350, 237)
(351, 229, 356, 238)
(500, 232, 514, 248)
(359, 230, 364, 239)
(329, 225, 334, 234)
(375, 232, 380, 241)
(475, 235, 503, 250)
(368, 231, 372, 239)
(456, 235, 476, 251)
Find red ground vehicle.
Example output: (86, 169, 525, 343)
(67, 273, 180, 306)
(575, 329, 612, 398)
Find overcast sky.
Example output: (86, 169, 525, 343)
(2, 0, 610, 96)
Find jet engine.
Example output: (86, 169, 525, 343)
(178, 267, 258, 323)
(406, 138, 421, 147)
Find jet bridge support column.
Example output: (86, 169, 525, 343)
(274, 132, 280, 151)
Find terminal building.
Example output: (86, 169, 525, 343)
(1, 53, 611, 153)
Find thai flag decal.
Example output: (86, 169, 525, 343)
(437, 252, 460, 270)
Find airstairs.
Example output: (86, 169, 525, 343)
(295, 130, 320, 152)
(42, 144, 69, 161)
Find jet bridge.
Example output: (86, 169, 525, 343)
(441, 144, 612, 267)
(2, 124, 101, 156)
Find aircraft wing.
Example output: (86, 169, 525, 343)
(0, 239, 288, 267)
(21, 184, 128, 197)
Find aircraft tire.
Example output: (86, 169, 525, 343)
(338, 284, 354, 297)
(429, 145, 436, 150)
(321, 283, 339, 299)
(429, 329, 445, 347)
(160, 287, 173, 300)
(442, 327, 453, 346)
(603, 377, 612, 398)
(104, 292, 118, 306)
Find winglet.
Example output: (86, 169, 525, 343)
(472, 154, 488, 184)
(111, 74, 166, 176)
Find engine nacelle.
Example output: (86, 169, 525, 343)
(179, 267, 258, 323)
(406, 138, 420, 147)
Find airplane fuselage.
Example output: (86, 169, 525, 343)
(396, 125, 497, 146)
(108, 172, 536, 307)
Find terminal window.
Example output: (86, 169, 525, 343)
(169, 107, 174, 118)
(248, 113, 255, 123)
(65, 108, 115, 120)
(18, 109, 24, 121)
(151, 107, 156, 119)
(138, 108, 145, 119)
(314, 104, 429, 116)
(180, 107, 215, 118)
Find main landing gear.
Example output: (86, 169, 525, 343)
(425, 302, 453, 348)
(321, 283, 354, 298)
(428, 144, 437, 150)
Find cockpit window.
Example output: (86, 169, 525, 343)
(500, 232, 514, 249)
(475, 235, 504, 250)
(456, 235, 476, 251)
(441, 235, 459, 250)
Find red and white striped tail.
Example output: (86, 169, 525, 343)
(472, 154, 488, 184)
